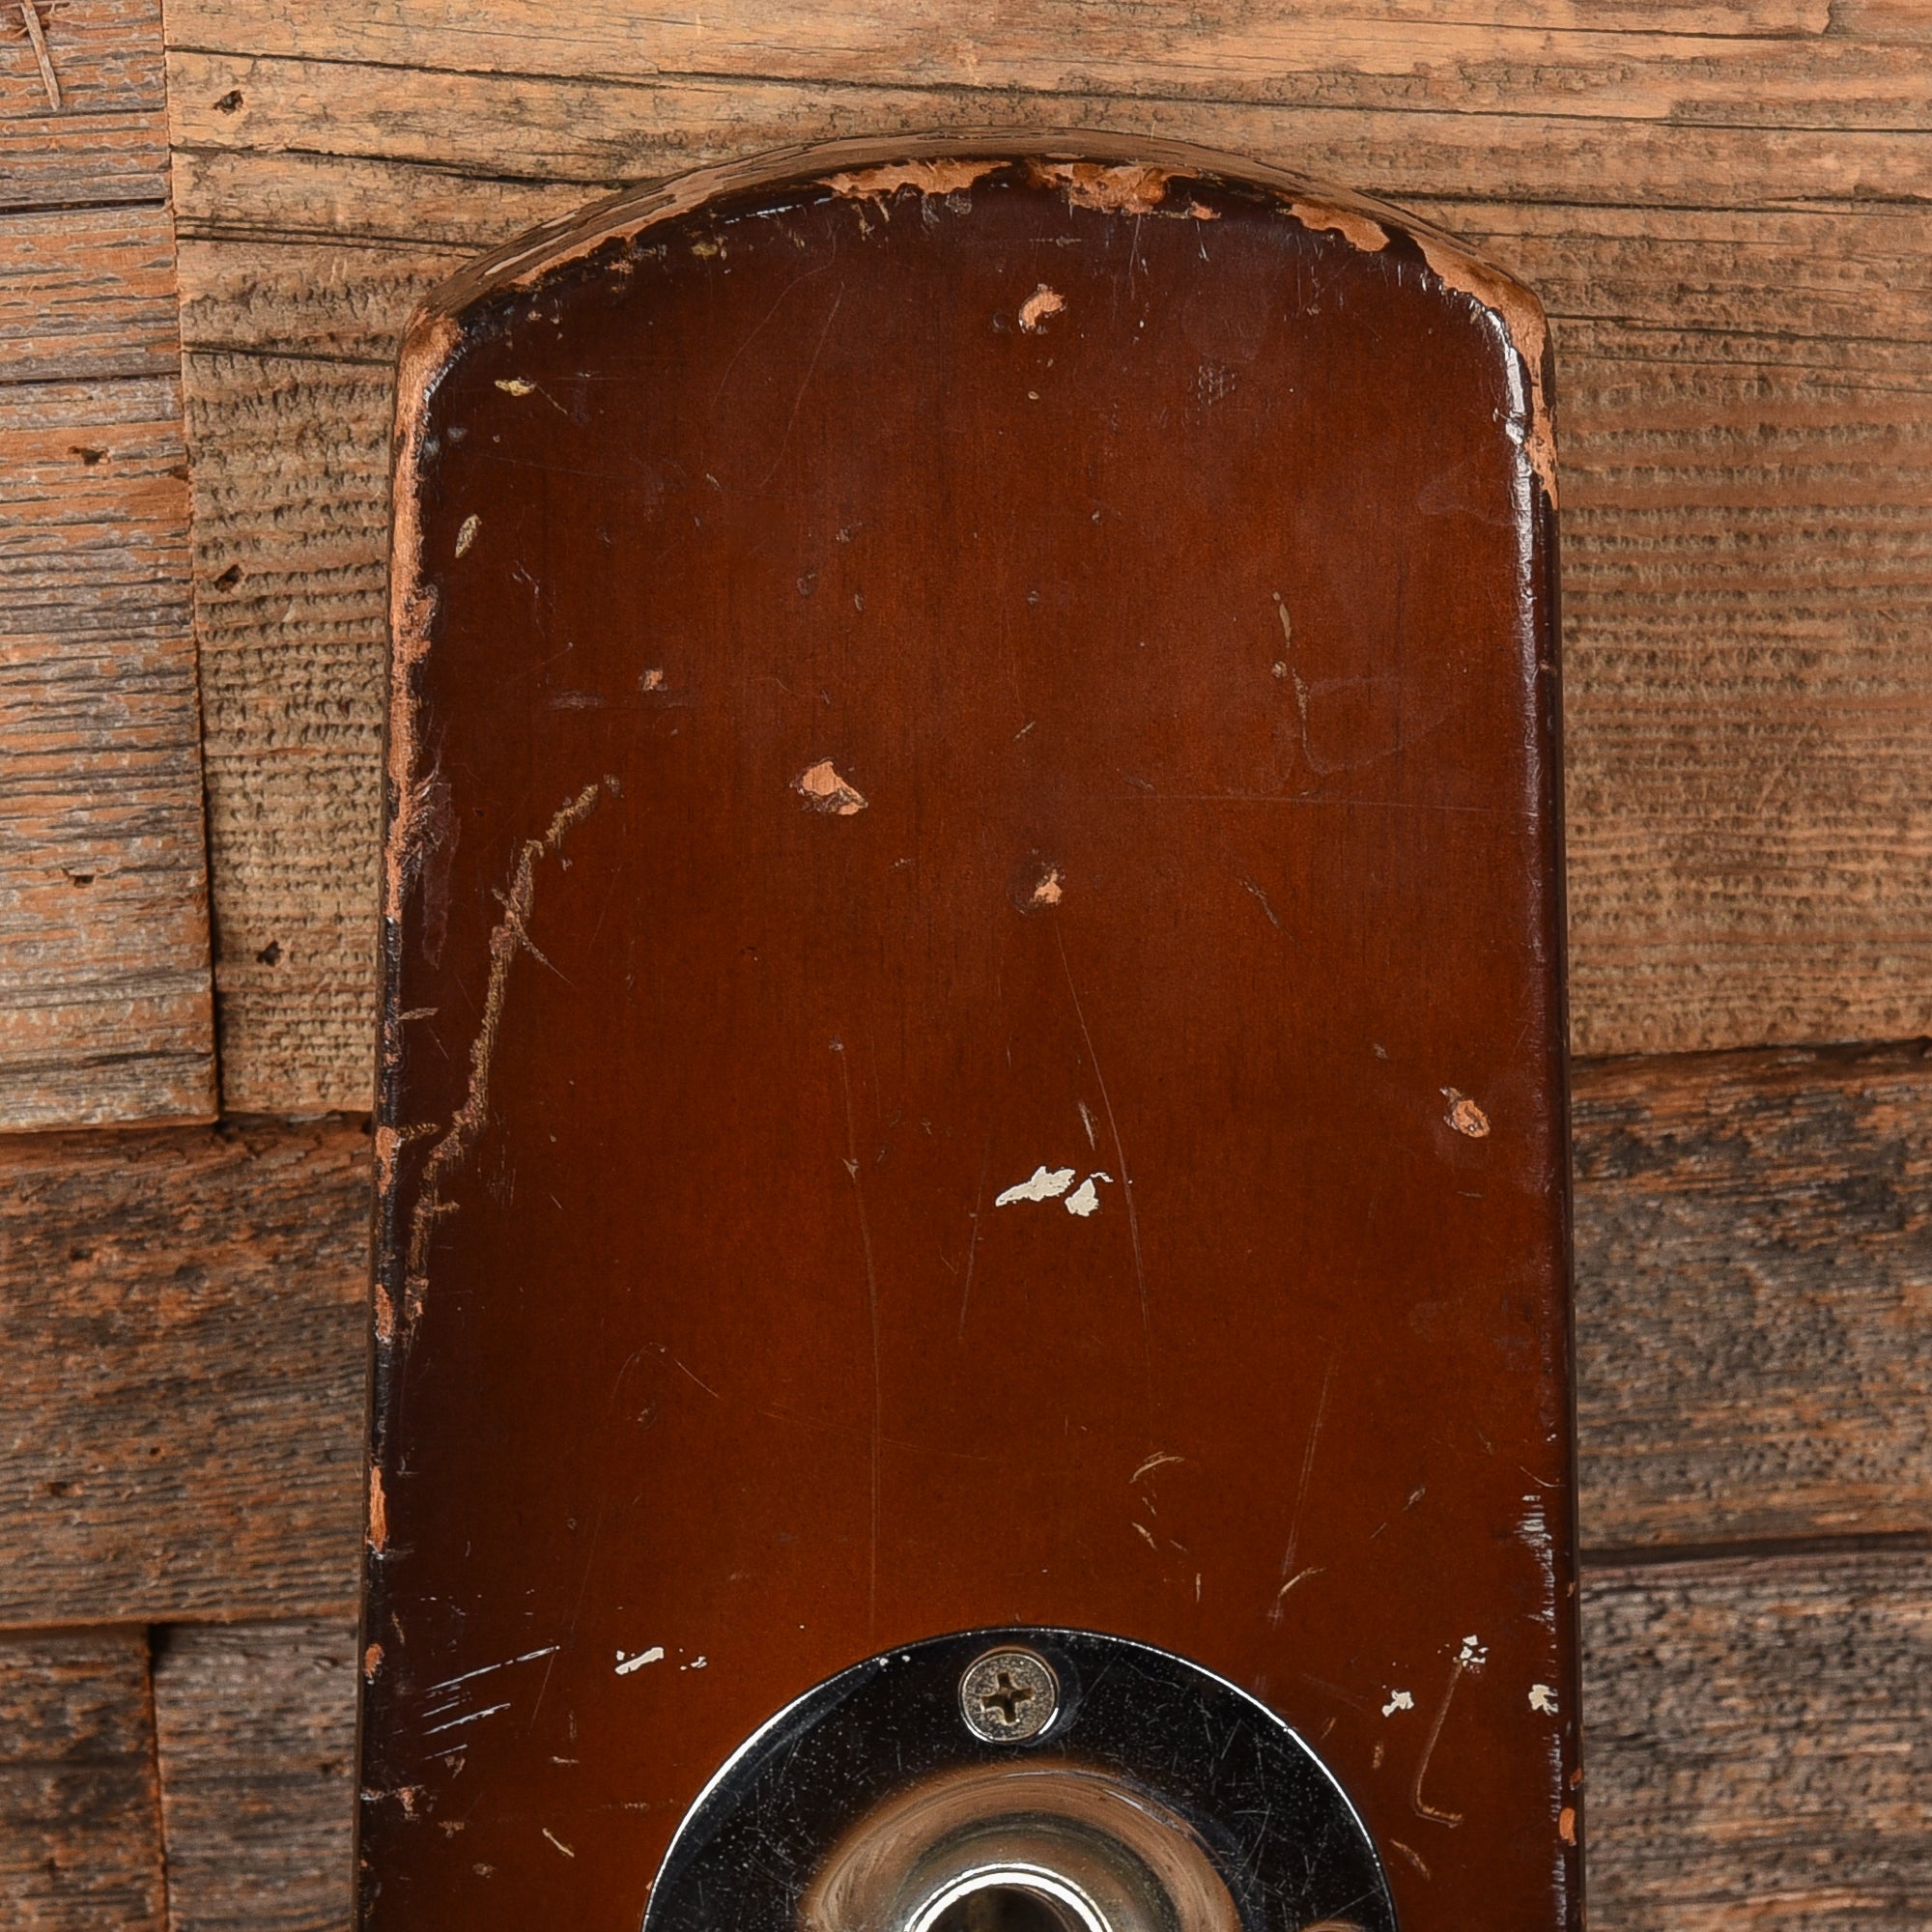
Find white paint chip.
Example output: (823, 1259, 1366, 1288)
(455, 514, 479, 557)
(1458, 1635, 1489, 1668)
(1529, 1683, 1559, 1715)
(1381, 1690, 1415, 1717)
(496, 377, 535, 396)
(1065, 1171, 1114, 1217)
(996, 1165, 1075, 1207)
(614, 1646, 664, 1677)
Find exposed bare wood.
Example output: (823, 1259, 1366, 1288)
(158, 36, 1932, 1104)
(0, 1629, 165, 1932)
(0, 1117, 368, 1630)
(152, 1622, 355, 1932)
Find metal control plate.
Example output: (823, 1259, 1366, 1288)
(645, 1627, 1397, 1932)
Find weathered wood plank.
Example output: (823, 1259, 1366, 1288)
(0, 1118, 368, 1630)
(3, 1048, 1922, 1627)
(0, 206, 182, 385)
(0, 377, 217, 1126)
(152, 1622, 355, 1932)
(143, 1549, 1932, 1932)
(161, 38, 1932, 1102)
(1583, 1548, 1932, 1930)
(1574, 1042, 1932, 1548)
(167, 53, 1932, 213)
(0, 0, 170, 213)
(0, 0, 217, 1127)
(0, 1629, 165, 1932)
(163, 0, 1932, 127)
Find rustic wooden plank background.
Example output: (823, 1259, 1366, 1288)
(0, 0, 215, 1129)
(3, 0, 1929, 1926)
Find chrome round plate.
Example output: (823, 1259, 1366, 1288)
(640, 1627, 1397, 1932)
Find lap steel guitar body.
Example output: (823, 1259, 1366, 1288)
(363, 135, 1576, 1932)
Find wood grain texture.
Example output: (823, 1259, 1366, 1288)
(163, 13, 1932, 1106)
(3, 1047, 1921, 1626)
(0, 1117, 368, 1631)
(0, 0, 170, 212)
(1574, 1041, 1932, 1548)
(1583, 1548, 1932, 1931)
(0, 1629, 165, 1932)
(0, 0, 216, 1128)
(152, 1622, 356, 1932)
(137, 1548, 1932, 1932)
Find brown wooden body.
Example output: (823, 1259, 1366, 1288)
(365, 136, 1575, 1932)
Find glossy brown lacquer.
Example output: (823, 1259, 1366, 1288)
(364, 138, 1576, 1932)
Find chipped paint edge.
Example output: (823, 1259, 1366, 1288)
(414, 130, 1554, 507)
(825, 158, 1000, 203)
(1414, 233, 1558, 505)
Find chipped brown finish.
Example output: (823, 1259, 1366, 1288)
(381, 309, 461, 936)
(1411, 232, 1557, 502)
(825, 157, 1000, 201)
(367, 139, 1574, 1931)
(3, 1044, 1920, 1635)
(0, 1117, 368, 1631)
(152, 1621, 357, 1932)
(394, 777, 610, 1336)
(0, 1628, 166, 1931)
(1573, 1040, 1932, 1549)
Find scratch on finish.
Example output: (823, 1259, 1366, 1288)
(1412, 1645, 1485, 1827)
(1055, 928, 1151, 1424)
(543, 1828, 575, 1859)
(422, 1700, 511, 1738)
(759, 284, 844, 488)
(1238, 877, 1281, 929)
(1269, 1357, 1334, 1628)
(1131, 1451, 1183, 1484)
(1389, 1839, 1432, 1880)
(1272, 1565, 1325, 1612)
(401, 780, 610, 1336)
(956, 1138, 992, 1340)
(425, 1647, 558, 1695)
(834, 1040, 882, 1642)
